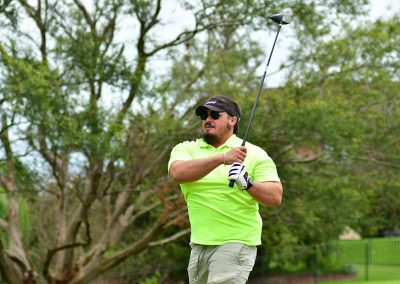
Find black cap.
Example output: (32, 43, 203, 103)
(195, 98, 240, 119)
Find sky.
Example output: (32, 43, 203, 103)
(103, 0, 400, 105)
(369, 0, 400, 19)
(15, 0, 399, 84)
(260, 0, 400, 86)
(3, 0, 399, 167)
(141, 0, 400, 88)
(11, 0, 400, 100)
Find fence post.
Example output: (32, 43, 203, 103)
(314, 245, 318, 284)
(259, 252, 265, 280)
(365, 241, 370, 282)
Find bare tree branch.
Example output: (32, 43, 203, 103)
(0, 219, 8, 230)
(149, 228, 190, 246)
(19, 0, 49, 62)
(0, 115, 32, 276)
(73, 0, 97, 37)
(162, 207, 188, 229)
(71, 213, 168, 284)
(278, 154, 325, 166)
(42, 241, 88, 282)
(354, 156, 400, 169)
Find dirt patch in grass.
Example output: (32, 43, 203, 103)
(248, 273, 357, 284)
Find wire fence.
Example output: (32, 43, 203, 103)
(330, 238, 400, 282)
(120, 238, 400, 283)
(248, 238, 400, 284)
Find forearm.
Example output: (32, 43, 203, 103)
(247, 181, 283, 206)
(169, 154, 224, 183)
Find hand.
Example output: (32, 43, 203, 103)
(224, 147, 247, 165)
(228, 162, 250, 190)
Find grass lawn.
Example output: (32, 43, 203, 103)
(336, 238, 400, 265)
(322, 264, 400, 283)
(324, 238, 400, 283)
(324, 281, 400, 284)
(362, 264, 400, 281)
(262, 239, 400, 284)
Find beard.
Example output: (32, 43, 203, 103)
(202, 123, 233, 145)
(203, 133, 219, 145)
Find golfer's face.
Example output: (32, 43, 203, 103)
(201, 110, 230, 136)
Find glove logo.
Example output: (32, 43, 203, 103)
(228, 162, 250, 190)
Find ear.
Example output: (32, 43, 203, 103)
(229, 116, 237, 127)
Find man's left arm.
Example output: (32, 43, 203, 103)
(246, 181, 283, 206)
(246, 148, 283, 206)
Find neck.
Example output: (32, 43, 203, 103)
(204, 133, 234, 148)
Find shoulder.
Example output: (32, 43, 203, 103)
(173, 139, 203, 149)
(169, 139, 202, 167)
(171, 138, 206, 153)
(245, 141, 270, 158)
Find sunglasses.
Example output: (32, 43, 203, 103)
(199, 110, 224, 120)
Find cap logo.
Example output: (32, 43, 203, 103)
(205, 100, 217, 105)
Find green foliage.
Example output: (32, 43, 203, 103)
(0, 0, 398, 282)
(0, 187, 32, 246)
(138, 271, 161, 284)
(242, 15, 400, 269)
(107, 239, 189, 282)
(259, 239, 400, 281)
(0, 0, 18, 28)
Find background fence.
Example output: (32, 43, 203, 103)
(330, 238, 400, 283)
(131, 238, 400, 283)
(249, 238, 400, 284)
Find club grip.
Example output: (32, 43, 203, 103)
(229, 180, 235, 187)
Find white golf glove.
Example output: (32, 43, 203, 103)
(228, 162, 251, 190)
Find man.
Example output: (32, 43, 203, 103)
(168, 96, 282, 284)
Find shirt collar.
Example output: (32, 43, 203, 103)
(225, 134, 242, 147)
(199, 134, 242, 149)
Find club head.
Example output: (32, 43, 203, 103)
(270, 13, 292, 25)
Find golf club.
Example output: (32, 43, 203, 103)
(229, 13, 292, 188)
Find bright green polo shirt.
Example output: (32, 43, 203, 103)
(168, 134, 280, 246)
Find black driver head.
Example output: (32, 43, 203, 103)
(270, 14, 292, 25)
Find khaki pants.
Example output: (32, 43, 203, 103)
(188, 242, 257, 284)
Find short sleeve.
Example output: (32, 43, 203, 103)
(168, 142, 193, 174)
(250, 149, 280, 183)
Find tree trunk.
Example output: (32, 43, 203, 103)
(0, 242, 36, 284)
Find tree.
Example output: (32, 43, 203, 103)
(248, 15, 400, 269)
(0, 0, 373, 282)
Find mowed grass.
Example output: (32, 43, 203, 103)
(323, 238, 400, 283)
(322, 265, 400, 283)
(354, 264, 400, 280)
(324, 281, 400, 284)
(336, 238, 400, 265)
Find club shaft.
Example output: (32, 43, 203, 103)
(242, 25, 282, 146)
(229, 25, 282, 188)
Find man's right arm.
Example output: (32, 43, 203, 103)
(169, 146, 247, 183)
(169, 155, 224, 183)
